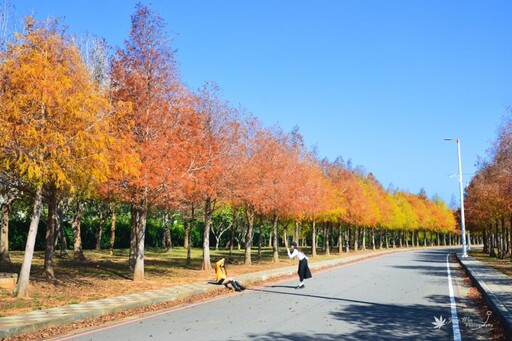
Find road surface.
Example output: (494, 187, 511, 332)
(54, 248, 491, 340)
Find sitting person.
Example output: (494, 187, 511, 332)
(214, 258, 246, 292)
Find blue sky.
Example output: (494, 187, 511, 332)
(9, 0, 512, 205)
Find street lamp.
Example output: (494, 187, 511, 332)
(444, 138, 468, 257)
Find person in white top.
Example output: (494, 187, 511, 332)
(287, 241, 312, 289)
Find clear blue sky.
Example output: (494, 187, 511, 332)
(9, 0, 512, 205)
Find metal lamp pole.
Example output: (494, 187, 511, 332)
(444, 138, 468, 257)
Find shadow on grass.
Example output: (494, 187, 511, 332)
(1, 247, 293, 286)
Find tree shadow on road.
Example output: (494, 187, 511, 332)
(387, 251, 459, 279)
(245, 287, 455, 341)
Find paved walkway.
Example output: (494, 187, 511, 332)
(0, 248, 510, 339)
(457, 252, 512, 337)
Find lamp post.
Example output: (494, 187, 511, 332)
(444, 138, 468, 257)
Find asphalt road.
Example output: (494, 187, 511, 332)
(55, 248, 490, 341)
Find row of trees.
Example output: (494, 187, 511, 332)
(0, 3, 458, 298)
(465, 113, 512, 259)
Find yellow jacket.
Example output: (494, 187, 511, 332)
(215, 258, 227, 282)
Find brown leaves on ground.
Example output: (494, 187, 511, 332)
(471, 251, 512, 277)
(0, 248, 300, 318)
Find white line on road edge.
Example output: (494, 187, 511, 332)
(446, 253, 462, 341)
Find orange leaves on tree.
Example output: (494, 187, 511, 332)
(465, 114, 512, 230)
(110, 3, 201, 207)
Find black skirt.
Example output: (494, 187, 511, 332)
(298, 258, 312, 281)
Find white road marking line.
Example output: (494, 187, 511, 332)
(446, 253, 462, 341)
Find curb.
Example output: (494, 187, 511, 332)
(455, 253, 512, 338)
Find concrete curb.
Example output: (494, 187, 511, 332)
(456, 253, 512, 338)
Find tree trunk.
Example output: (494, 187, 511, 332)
(230, 212, 236, 256)
(344, 227, 349, 252)
(325, 222, 330, 256)
(361, 227, 366, 250)
(338, 223, 343, 254)
(467, 230, 472, 250)
(293, 220, 299, 244)
(95, 208, 105, 251)
(257, 215, 262, 260)
(496, 220, 502, 259)
(43, 190, 57, 280)
(321, 223, 325, 252)
(489, 221, 497, 257)
(184, 214, 189, 249)
(55, 203, 68, 257)
(183, 219, 190, 264)
(202, 197, 213, 271)
(238, 217, 246, 251)
(186, 204, 194, 267)
(109, 204, 117, 256)
(272, 214, 279, 263)
(353, 227, 358, 251)
(16, 186, 43, 297)
(501, 216, 506, 259)
(504, 217, 509, 257)
(0, 198, 12, 263)
(163, 211, 172, 253)
(72, 200, 86, 261)
(312, 219, 317, 257)
(129, 206, 139, 270)
(489, 231, 496, 257)
(482, 227, 488, 254)
(133, 199, 147, 282)
(244, 207, 254, 265)
(510, 214, 512, 259)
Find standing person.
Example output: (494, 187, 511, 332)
(287, 241, 312, 289)
(214, 258, 246, 292)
